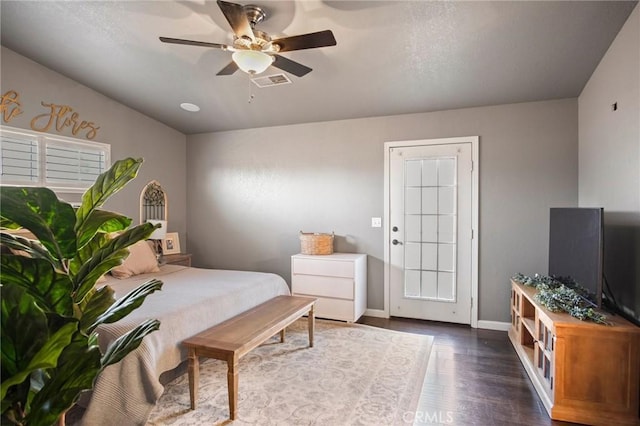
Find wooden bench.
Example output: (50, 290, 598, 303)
(182, 295, 317, 420)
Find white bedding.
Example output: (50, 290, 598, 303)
(79, 265, 290, 426)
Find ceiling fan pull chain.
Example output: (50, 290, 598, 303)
(248, 76, 255, 104)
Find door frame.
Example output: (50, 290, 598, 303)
(383, 136, 480, 327)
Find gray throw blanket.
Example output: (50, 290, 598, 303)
(79, 265, 289, 426)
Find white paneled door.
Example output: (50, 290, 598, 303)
(388, 140, 474, 324)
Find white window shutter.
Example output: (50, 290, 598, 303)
(0, 130, 40, 184)
(45, 139, 108, 189)
(1, 126, 110, 192)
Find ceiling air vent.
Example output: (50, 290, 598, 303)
(251, 74, 292, 88)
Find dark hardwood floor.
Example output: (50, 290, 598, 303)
(359, 316, 579, 426)
(68, 315, 582, 425)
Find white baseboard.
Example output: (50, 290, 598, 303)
(364, 308, 388, 318)
(477, 320, 511, 331)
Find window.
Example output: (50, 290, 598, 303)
(1, 126, 110, 192)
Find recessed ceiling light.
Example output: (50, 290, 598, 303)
(180, 102, 200, 112)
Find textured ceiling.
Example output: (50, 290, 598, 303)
(1, 1, 637, 134)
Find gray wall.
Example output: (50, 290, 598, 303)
(1, 47, 188, 243)
(578, 5, 639, 324)
(187, 98, 578, 322)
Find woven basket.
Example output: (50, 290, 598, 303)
(299, 231, 334, 255)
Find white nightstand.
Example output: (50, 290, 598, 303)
(291, 253, 367, 322)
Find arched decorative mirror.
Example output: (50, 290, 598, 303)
(140, 180, 168, 224)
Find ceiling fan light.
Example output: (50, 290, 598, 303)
(232, 50, 274, 75)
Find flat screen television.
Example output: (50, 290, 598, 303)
(548, 207, 604, 308)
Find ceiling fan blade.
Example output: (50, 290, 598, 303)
(217, 0, 255, 43)
(159, 37, 229, 50)
(272, 55, 312, 77)
(273, 30, 337, 52)
(216, 61, 239, 76)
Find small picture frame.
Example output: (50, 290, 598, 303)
(162, 232, 181, 255)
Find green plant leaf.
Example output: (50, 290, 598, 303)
(69, 231, 123, 284)
(1, 285, 48, 381)
(0, 157, 166, 424)
(75, 157, 142, 235)
(0, 187, 77, 261)
(74, 256, 128, 303)
(79, 285, 116, 334)
(26, 334, 102, 426)
(0, 232, 59, 267)
(0, 255, 73, 316)
(69, 232, 110, 276)
(0, 217, 21, 229)
(89, 279, 162, 333)
(0, 322, 77, 401)
(100, 319, 160, 368)
(75, 210, 132, 250)
(72, 223, 156, 302)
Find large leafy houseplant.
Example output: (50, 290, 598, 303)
(1, 158, 163, 425)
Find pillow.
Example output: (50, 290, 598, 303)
(9, 247, 31, 257)
(110, 240, 160, 279)
(6, 230, 37, 257)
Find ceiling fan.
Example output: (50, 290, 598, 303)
(160, 0, 337, 77)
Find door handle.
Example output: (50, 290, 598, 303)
(392, 239, 403, 246)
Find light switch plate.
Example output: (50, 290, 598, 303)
(371, 217, 382, 228)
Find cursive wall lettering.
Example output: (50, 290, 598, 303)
(1, 90, 24, 123)
(1, 89, 100, 140)
(30, 102, 100, 140)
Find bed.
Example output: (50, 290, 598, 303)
(78, 263, 290, 425)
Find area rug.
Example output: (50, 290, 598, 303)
(147, 319, 433, 425)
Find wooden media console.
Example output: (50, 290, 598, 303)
(509, 280, 640, 425)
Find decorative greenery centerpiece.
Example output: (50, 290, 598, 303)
(512, 273, 608, 325)
(1, 158, 163, 425)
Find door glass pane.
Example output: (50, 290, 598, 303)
(421, 187, 438, 214)
(437, 272, 455, 300)
(438, 158, 456, 186)
(438, 243, 455, 272)
(438, 187, 455, 214)
(405, 215, 421, 242)
(405, 160, 422, 186)
(422, 159, 438, 186)
(404, 242, 421, 270)
(422, 215, 437, 242)
(421, 271, 438, 298)
(438, 215, 455, 243)
(421, 243, 438, 270)
(405, 187, 421, 214)
(403, 157, 458, 301)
